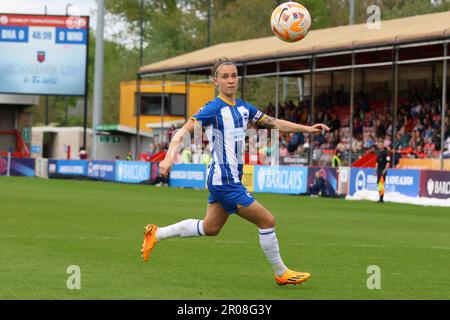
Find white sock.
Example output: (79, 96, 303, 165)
(258, 227, 288, 277)
(155, 219, 205, 240)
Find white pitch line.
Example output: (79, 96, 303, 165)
(1, 234, 449, 251)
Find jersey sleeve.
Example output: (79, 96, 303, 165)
(246, 102, 267, 125)
(191, 101, 217, 127)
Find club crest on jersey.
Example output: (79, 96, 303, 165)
(243, 112, 249, 121)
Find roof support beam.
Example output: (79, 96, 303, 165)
(309, 56, 316, 166)
(441, 43, 448, 170)
(349, 52, 355, 166)
(391, 46, 400, 166)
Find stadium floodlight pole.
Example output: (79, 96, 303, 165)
(92, 0, 105, 160)
(207, 0, 212, 47)
(349, 0, 355, 25)
(441, 43, 448, 170)
(349, 52, 355, 166)
(391, 46, 400, 166)
(140, 0, 144, 66)
(275, 60, 280, 118)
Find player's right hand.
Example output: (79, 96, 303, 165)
(159, 159, 173, 178)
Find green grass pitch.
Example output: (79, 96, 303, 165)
(1, 176, 449, 299)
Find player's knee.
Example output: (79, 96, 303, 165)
(203, 225, 221, 236)
(259, 214, 275, 229)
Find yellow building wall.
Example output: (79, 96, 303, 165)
(119, 80, 215, 132)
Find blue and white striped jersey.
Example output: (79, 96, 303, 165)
(191, 96, 267, 186)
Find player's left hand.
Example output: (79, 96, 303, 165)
(309, 123, 330, 134)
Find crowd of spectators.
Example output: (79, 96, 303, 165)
(152, 89, 450, 166)
(261, 89, 450, 164)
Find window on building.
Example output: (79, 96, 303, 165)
(135, 93, 186, 116)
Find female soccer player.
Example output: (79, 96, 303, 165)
(141, 58, 330, 286)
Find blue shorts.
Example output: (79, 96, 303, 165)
(207, 182, 255, 214)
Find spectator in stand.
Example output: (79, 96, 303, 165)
(331, 151, 342, 168)
(445, 117, 450, 140)
(409, 129, 424, 149)
(300, 136, 310, 154)
(287, 109, 298, 123)
(351, 134, 364, 154)
(335, 140, 346, 154)
(308, 171, 327, 197)
(287, 132, 304, 154)
(147, 143, 157, 160)
(422, 123, 434, 144)
(443, 137, 450, 159)
(364, 134, 376, 150)
(412, 117, 424, 133)
(411, 100, 421, 116)
(397, 129, 411, 149)
(375, 119, 386, 138)
(314, 131, 326, 146)
(404, 115, 414, 133)
(280, 143, 288, 157)
(78, 147, 88, 160)
(383, 135, 392, 149)
(126, 151, 133, 161)
(353, 118, 363, 137)
(329, 113, 341, 133)
(414, 145, 427, 159)
(329, 131, 340, 149)
(166, 125, 176, 143)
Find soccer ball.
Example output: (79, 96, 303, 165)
(271, 1, 311, 43)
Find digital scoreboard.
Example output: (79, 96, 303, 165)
(0, 14, 89, 96)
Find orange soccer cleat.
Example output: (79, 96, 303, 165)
(275, 269, 311, 286)
(141, 224, 159, 262)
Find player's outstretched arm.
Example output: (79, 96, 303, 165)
(259, 115, 330, 134)
(159, 120, 195, 177)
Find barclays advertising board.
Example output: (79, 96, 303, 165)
(169, 164, 206, 189)
(253, 165, 308, 194)
(384, 169, 420, 197)
(87, 161, 115, 181)
(349, 168, 420, 197)
(55, 160, 88, 176)
(115, 161, 150, 183)
(420, 170, 450, 199)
